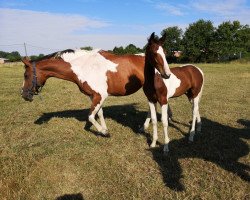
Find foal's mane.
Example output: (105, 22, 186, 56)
(31, 49, 75, 62)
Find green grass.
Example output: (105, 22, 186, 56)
(0, 62, 249, 200)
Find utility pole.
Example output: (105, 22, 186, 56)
(24, 42, 28, 57)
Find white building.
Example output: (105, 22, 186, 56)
(0, 58, 9, 64)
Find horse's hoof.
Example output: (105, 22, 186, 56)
(189, 131, 195, 143)
(104, 133, 111, 138)
(101, 133, 111, 138)
(150, 143, 156, 148)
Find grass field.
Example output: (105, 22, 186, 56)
(0, 62, 249, 200)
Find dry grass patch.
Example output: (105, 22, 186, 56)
(0, 63, 249, 199)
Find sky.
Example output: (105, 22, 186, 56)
(0, 0, 250, 56)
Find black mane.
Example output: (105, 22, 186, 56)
(30, 49, 75, 62)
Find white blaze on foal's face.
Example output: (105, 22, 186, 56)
(156, 46, 171, 76)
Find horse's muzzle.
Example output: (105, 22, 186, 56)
(21, 88, 34, 102)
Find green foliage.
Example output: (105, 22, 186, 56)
(212, 21, 248, 61)
(161, 26, 183, 63)
(112, 44, 143, 55)
(0, 51, 21, 62)
(80, 46, 93, 51)
(30, 54, 45, 61)
(182, 19, 215, 62)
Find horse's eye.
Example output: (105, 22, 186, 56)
(24, 74, 28, 79)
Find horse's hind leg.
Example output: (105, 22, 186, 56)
(88, 94, 110, 137)
(196, 108, 202, 133)
(189, 96, 200, 142)
(97, 108, 108, 132)
(140, 103, 156, 132)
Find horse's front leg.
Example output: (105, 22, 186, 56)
(161, 104, 170, 154)
(148, 102, 158, 147)
(88, 94, 110, 137)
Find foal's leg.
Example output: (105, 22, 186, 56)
(168, 104, 173, 121)
(196, 109, 202, 133)
(148, 102, 158, 147)
(162, 104, 170, 153)
(88, 94, 109, 137)
(189, 97, 199, 142)
(140, 103, 156, 132)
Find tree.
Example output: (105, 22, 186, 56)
(80, 46, 93, 51)
(238, 25, 250, 53)
(213, 21, 243, 60)
(161, 26, 183, 63)
(113, 46, 125, 55)
(124, 44, 143, 54)
(182, 19, 215, 62)
(112, 44, 143, 55)
(4, 51, 21, 62)
(30, 54, 44, 61)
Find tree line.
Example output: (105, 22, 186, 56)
(112, 20, 250, 63)
(1, 19, 249, 63)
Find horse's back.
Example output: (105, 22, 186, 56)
(172, 64, 203, 84)
(171, 64, 203, 98)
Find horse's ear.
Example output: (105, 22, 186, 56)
(148, 32, 155, 43)
(21, 57, 31, 66)
(159, 32, 167, 44)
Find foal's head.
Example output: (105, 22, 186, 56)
(146, 32, 171, 79)
(21, 58, 46, 101)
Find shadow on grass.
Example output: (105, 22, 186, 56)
(35, 104, 250, 191)
(55, 193, 84, 200)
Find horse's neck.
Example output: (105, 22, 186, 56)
(40, 59, 77, 83)
(144, 59, 155, 84)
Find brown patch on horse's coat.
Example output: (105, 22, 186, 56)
(154, 73, 168, 105)
(171, 65, 203, 100)
(100, 52, 145, 96)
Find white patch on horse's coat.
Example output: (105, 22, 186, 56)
(156, 46, 171, 75)
(134, 53, 145, 56)
(155, 70, 181, 99)
(61, 49, 118, 98)
(61, 49, 100, 62)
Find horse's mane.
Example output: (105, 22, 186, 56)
(31, 49, 75, 62)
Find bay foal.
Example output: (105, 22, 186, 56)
(143, 33, 204, 154)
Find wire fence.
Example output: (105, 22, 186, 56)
(0, 43, 61, 56)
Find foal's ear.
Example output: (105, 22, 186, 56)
(21, 57, 31, 66)
(159, 32, 167, 44)
(148, 32, 155, 43)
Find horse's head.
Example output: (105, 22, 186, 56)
(146, 32, 171, 79)
(21, 57, 45, 101)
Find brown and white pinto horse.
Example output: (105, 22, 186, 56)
(143, 32, 204, 154)
(21, 49, 147, 136)
(21, 48, 173, 137)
